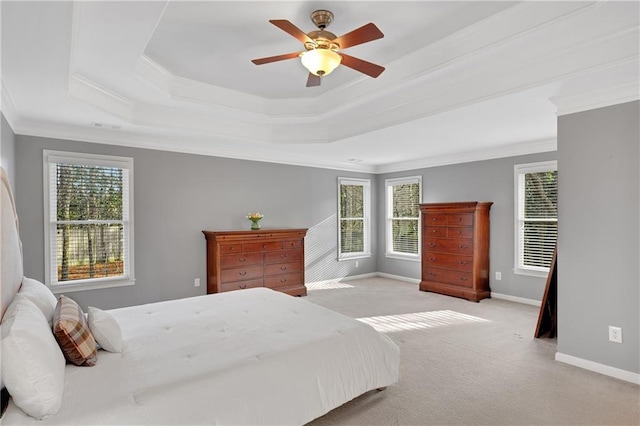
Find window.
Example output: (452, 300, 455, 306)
(386, 176, 422, 260)
(338, 178, 370, 259)
(44, 151, 134, 292)
(514, 161, 558, 277)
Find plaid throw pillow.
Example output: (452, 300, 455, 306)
(53, 296, 97, 366)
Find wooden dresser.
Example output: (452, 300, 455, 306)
(419, 202, 492, 302)
(202, 229, 307, 297)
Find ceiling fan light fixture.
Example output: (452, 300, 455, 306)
(301, 49, 342, 77)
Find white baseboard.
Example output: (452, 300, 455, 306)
(374, 272, 420, 284)
(491, 292, 541, 307)
(342, 275, 542, 305)
(340, 273, 378, 282)
(555, 352, 640, 385)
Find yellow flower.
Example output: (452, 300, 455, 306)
(246, 212, 264, 220)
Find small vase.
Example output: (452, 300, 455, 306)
(251, 219, 261, 230)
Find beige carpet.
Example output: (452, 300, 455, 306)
(305, 277, 639, 426)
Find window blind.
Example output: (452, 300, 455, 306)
(386, 177, 421, 256)
(44, 151, 134, 290)
(516, 164, 558, 273)
(338, 178, 370, 258)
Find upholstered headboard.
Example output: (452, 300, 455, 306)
(1, 167, 23, 319)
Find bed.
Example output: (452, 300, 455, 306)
(0, 167, 400, 425)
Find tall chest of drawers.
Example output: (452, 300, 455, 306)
(419, 202, 492, 302)
(202, 229, 307, 297)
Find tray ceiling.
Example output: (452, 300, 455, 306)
(2, 1, 638, 173)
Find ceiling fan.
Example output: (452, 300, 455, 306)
(251, 10, 385, 87)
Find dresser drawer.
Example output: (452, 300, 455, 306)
(265, 249, 303, 264)
(283, 239, 302, 249)
(424, 252, 473, 271)
(220, 278, 263, 292)
(264, 273, 302, 289)
(220, 265, 264, 283)
(219, 243, 243, 255)
(423, 267, 473, 288)
(447, 214, 473, 226)
(220, 252, 263, 269)
(424, 238, 473, 255)
(265, 261, 302, 276)
(425, 226, 447, 238)
(448, 227, 474, 239)
(424, 214, 448, 225)
(243, 241, 283, 252)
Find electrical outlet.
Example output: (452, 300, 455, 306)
(608, 326, 622, 343)
(194, 278, 201, 288)
(495, 271, 502, 280)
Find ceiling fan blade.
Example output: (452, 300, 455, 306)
(306, 73, 321, 87)
(339, 53, 385, 78)
(269, 20, 315, 44)
(251, 52, 301, 65)
(333, 23, 384, 49)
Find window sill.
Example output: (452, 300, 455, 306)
(385, 253, 420, 262)
(338, 253, 371, 261)
(513, 268, 549, 279)
(50, 278, 135, 294)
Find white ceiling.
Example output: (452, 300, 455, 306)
(2, 1, 638, 173)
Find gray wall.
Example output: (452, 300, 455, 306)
(15, 135, 376, 310)
(557, 100, 639, 374)
(1, 114, 16, 186)
(377, 151, 558, 301)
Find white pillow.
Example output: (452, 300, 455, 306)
(87, 306, 123, 353)
(1, 295, 65, 419)
(18, 277, 57, 325)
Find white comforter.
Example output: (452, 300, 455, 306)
(3, 288, 399, 425)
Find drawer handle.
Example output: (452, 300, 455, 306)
(432, 229, 438, 233)
(239, 284, 247, 289)
(458, 260, 468, 265)
(429, 257, 436, 262)
(428, 272, 437, 277)
(229, 247, 234, 251)
(428, 243, 436, 248)
(280, 266, 287, 271)
(280, 254, 288, 258)
(263, 245, 267, 249)
(280, 278, 287, 283)
(459, 276, 467, 281)
(457, 217, 462, 222)
(432, 217, 437, 222)
(239, 258, 247, 263)
(239, 271, 247, 276)
(458, 245, 468, 249)
(457, 230, 463, 234)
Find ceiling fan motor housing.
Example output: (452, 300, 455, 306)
(310, 10, 334, 29)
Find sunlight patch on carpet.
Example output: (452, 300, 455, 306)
(357, 310, 489, 333)
(306, 281, 355, 291)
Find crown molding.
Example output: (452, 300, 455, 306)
(69, 74, 134, 121)
(375, 138, 557, 174)
(550, 81, 640, 116)
(11, 117, 558, 175)
(10, 119, 377, 174)
(1, 81, 19, 126)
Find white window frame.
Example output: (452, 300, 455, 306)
(43, 150, 135, 293)
(337, 177, 371, 260)
(514, 160, 558, 278)
(385, 175, 422, 261)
